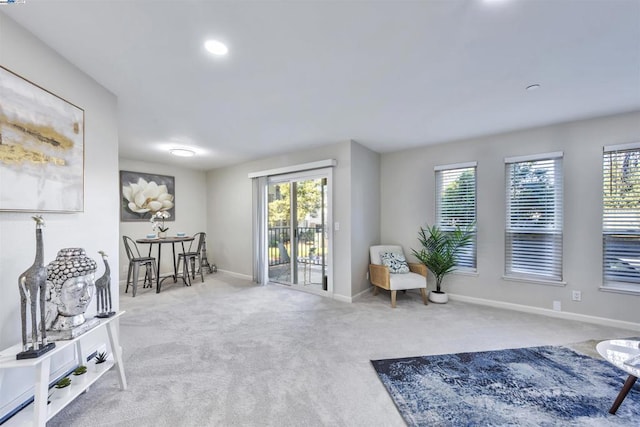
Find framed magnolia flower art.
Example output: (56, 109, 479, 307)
(119, 170, 175, 221)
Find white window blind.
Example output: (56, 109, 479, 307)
(435, 163, 477, 270)
(505, 154, 563, 281)
(603, 146, 640, 290)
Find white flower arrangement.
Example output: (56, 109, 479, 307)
(150, 210, 171, 232)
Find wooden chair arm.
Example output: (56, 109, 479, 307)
(408, 263, 427, 277)
(369, 264, 391, 290)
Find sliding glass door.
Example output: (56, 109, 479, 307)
(267, 170, 330, 293)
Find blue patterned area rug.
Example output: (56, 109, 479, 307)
(371, 345, 640, 426)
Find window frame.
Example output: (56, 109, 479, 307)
(435, 161, 477, 273)
(602, 142, 640, 294)
(504, 152, 564, 284)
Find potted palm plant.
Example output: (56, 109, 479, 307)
(412, 223, 474, 303)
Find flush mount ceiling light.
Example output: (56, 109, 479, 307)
(170, 148, 196, 157)
(526, 84, 541, 91)
(204, 39, 228, 56)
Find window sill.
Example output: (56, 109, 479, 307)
(502, 275, 566, 287)
(600, 284, 640, 296)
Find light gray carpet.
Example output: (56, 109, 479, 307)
(47, 273, 635, 426)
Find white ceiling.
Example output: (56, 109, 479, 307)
(3, 0, 640, 170)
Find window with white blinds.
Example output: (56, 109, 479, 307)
(435, 162, 477, 271)
(603, 144, 640, 291)
(505, 153, 563, 282)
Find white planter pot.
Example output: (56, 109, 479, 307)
(429, 291, 448, 304)
(55, 385, 72, 398)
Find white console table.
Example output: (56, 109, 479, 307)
(0, 311, 127, 426)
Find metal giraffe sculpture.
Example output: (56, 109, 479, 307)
(18, 216, 55, 359)
(95, 251, 115, 318)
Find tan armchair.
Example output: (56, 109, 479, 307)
(369, 245, 428, 308)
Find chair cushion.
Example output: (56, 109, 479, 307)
(380, 252, 410, 274)
(389, 272, 427, 290)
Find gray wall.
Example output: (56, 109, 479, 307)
(0, 14, 119, 418)
(381, 111, 640, 324)
(206, 141, 361, 299)
(206, 140, 380, 300)
(350, 141, 381, 295)
(118, 159, 208, 284)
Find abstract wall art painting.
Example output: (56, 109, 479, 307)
(0, 66, 84, 212)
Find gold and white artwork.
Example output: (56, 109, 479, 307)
(0, 66, 84, 212)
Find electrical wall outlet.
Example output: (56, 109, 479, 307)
(553, 300, 561, 311)
(572, 290, 582, 302)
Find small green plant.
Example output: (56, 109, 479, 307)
(55, 377, 71, 389)
(73, 365, 87, 375)
(412, 223, 475, 294)
(95, 351, 108, 364)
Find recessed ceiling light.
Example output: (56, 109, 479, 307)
(526, 84, 541, 91)
(205, 40, 228, 56)
(170, 148, 196, 157)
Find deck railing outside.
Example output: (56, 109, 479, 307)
(268, 226, 325, 266)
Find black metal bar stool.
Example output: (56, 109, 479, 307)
(123, 236, 157, 297)
(177, 232, 206, 285)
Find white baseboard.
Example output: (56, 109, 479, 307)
(333, 294, 352, 303)
(448, 293, 640, 331)
(333, 286, 371, 303)
(333, 287, 371, 303)
(352, 287, 373, 301)
(119, 269, 254, 287)
(215, 269, 253, 281)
